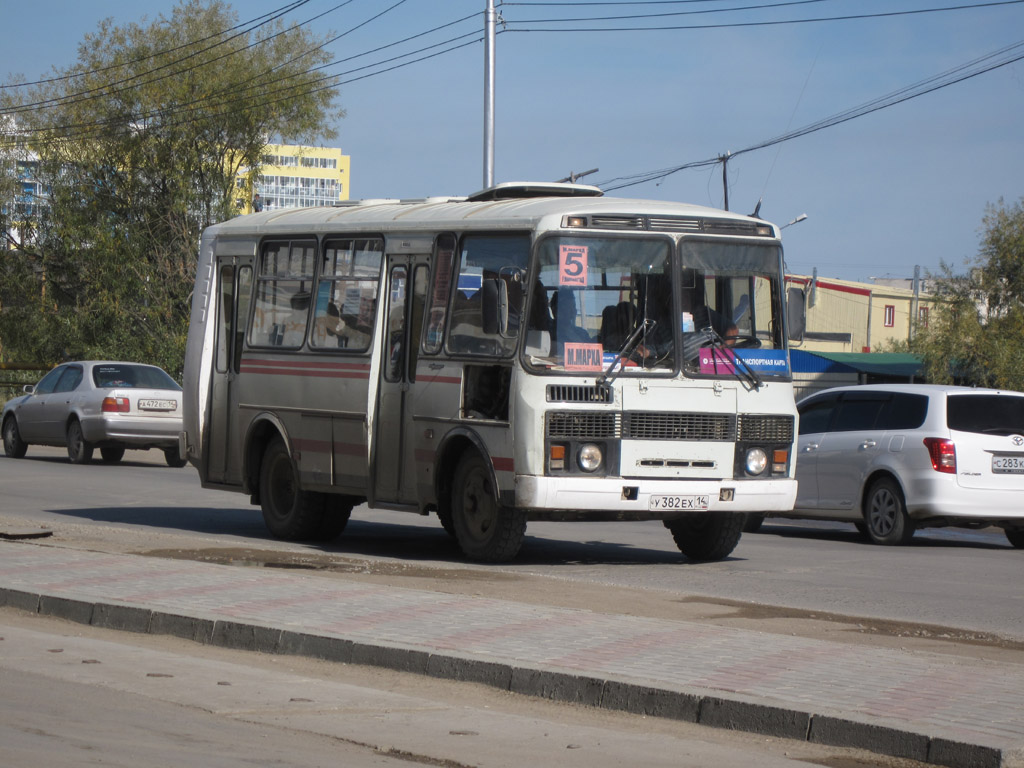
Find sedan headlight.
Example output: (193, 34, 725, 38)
(745, 447, 768, 475)
(578, 443, 603, 472)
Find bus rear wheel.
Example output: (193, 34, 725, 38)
(451, 452, 526, 562)
(665, 512, 743, 561)
(259, 438, 328, 541)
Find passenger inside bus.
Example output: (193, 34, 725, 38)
(550, 288, 592, 352)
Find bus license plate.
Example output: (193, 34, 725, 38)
(649, 494, 710, 511)
(138, 399, 176, 411)
(992, 455, 1024, 473)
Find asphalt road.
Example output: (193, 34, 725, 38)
(1, 445, 1022, 644)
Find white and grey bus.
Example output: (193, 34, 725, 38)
(182, 182, 799, 562)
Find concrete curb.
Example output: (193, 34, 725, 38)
(2, 585, 1017, 768)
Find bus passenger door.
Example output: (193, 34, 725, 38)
(208, 261, 252, 486)
(373, 257, 428, 503)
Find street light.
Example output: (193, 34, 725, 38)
(782, 213, 808, 229)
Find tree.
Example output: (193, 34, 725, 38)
(912, 197, 1024, 389)
(0, 1, 343, 375)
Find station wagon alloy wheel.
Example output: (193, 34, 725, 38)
(864, 477, 915, 546)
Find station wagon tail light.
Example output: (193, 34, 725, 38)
(923, 437, 956, 474)
(102, 396, 130, 413)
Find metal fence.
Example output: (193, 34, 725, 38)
(0, 363, 51, 403)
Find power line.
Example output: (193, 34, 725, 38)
(0, 0, 312, 91)
(503, 0, 1024, 31)
(597, 37, 1024, 192)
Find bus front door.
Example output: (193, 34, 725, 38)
(208, 260, 252, 486)
(372, 257, 428, 503)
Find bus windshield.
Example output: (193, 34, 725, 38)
(523, 236, 787, 377)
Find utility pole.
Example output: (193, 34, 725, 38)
(719, 152, 730, 211)
(483, 0, 496, 188)
(910, 264, 921, 342)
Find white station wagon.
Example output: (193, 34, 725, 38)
(2, 361, 186, 467)
(749, 384, 1024, 548)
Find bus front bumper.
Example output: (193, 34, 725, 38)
(514, 475, 796, 519)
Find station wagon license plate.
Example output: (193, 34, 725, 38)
(649, 494, 710, 511)
(138, 399, 176, 411)
(992, 455, 1024, 473)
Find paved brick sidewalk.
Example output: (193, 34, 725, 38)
(1, 541, 1021, 768)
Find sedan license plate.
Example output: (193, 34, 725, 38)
(992, 455, 1024, 474)
(649, 494, 710, 511)
(138, 399, 176, 411)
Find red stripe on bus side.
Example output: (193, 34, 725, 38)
(491, 457, 514, 472)
(334, 442, 365, 457)
(292, 438, 331, 454)
(245, 358, 371, 372)
(241, 366, 370, 379)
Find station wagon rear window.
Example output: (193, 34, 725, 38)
(947, 394, 1024, 435)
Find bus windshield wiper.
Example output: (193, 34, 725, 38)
(707, 327, 763, 390)
(597, 319, 653, 388)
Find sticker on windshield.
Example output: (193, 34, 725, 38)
(699, 348, 789, 374)
(564, 342, 603, 370)
(559, 245, 588, 287)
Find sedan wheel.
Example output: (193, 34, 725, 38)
(3, 416, 28, 458)
(100, 447, 125, 464)
(66, 420, 94, 464)
(164, 447, 187, 468)
(863, 477, 915, 545)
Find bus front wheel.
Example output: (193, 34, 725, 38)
(451, 452, 526, 562)
(665, 512, 743, 561)
(259, 438, 327, 541)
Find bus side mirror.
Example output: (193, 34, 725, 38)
(481, 278, 508, 335)
(787, 287, 805, 342)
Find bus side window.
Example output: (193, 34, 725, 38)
(445, 233, 529, 357)
(423, 234, 455, 355)
(310, 237, 383, 352)
(249, 239, 316, 349)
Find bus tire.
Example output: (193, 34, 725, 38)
(451, 452, 526, 562)
(742, 513, 765, 533)
(665, 512, 743, 561)
(436, 502, 457, 537)
(315, 496, 354, 541)
(259, 438, 327, 540)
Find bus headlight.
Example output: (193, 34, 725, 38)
(745, 447, 768, 475)
(578, 443, 603, 472)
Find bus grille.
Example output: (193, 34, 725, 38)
(737, 414, 794, 442)
(625, 412, 735, 441)
(547, 412, 621, 439)
(546, 411, 737, 441)
(547, 384, 612, 403)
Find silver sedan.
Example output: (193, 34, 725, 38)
(2, 361, 186, 466)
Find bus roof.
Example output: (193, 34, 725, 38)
(210, 182, 778, 239)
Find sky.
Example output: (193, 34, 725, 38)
(2, 0, 1023, 284)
